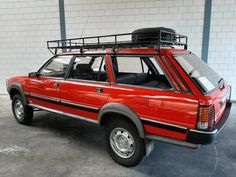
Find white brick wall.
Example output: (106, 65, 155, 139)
(64, 0, 205, 57)
(0, 0, 235, 100)
(208, 0, 236, 100)
(64, 0, 236, 100)
(0, 0, 60, 93)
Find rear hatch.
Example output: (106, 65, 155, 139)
(210, 83, 230, 124)
(173, 53, 231, 129)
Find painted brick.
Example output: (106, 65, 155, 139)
(0, 0, 60, 94)
(0, 0, 235, 100)
(209, 0, 236, 100)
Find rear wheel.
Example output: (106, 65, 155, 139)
(105, 119, 145, 167)
(12, 94, 33, 125)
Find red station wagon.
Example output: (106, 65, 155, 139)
(7, 28, 232, 166)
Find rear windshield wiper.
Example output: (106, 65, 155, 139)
(218, 78, 224, 89)
(218, 78, 223, 84)
(189, 69, 195, 77)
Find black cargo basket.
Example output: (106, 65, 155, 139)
(132, 27, 177, 43)
(47, 27, 187, 55)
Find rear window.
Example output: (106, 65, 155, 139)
(173, 53, 222, 93)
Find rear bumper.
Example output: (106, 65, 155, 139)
(186, 101, 232, 144)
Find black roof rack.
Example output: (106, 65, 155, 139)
(47, 29, 188, 55)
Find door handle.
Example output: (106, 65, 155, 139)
(54, 82, 59, 88)
(96, 88, 103, 93)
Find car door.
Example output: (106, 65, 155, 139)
(59, 55, 110, 122)
(28, 55, 72, 111)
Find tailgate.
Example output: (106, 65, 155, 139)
(211, 83, 231, 125)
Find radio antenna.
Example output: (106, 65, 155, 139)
(80, 16, 89, 37)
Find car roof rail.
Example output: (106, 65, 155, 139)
(47, 29, 188, 55)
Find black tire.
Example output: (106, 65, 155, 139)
(105, 119, 145, 167)
(12, 94, 33, 125)
(132, 27, 176, 43)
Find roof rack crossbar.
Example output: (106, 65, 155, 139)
(47, 31, 187, 55)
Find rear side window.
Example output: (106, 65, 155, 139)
(117, 57, 143, 73)
(70, 56, 108, 82)
(111, 56, 173, 90)
(150, 57, 164, 75)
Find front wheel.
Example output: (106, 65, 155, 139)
(105, 119, 145, 167)
(12, 94, 33, 125)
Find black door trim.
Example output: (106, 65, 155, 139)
(28, 93, 99, 113)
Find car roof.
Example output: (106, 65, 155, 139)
(57, 48, 188, 56)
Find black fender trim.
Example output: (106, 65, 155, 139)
(140, 117, 187, 134)
(9, 83, 27, 105)
(98, 103, 145, 138)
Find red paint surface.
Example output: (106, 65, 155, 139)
(7, 48, 229, 142)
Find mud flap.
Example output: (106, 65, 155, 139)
(145, 140, 154, 157)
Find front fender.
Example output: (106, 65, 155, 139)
(9, 83, 27, 105)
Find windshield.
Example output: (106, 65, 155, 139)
(173, 53, 222, 94)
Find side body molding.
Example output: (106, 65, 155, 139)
(98, 103, 145, 138)
(9, 83, 27, 105)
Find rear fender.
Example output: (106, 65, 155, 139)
(98, 103, 145, 138)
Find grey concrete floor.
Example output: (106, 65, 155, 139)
(0, 95, 235, 177)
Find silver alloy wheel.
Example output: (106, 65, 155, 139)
(110, 127, 135, 159)
(14, 100, 24, 120)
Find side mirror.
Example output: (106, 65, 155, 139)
(28, 72, 38, 78)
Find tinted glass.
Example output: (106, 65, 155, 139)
(111, 56, 172, 90)
(70, 56, 108, 82)
(174, 53, 222, 93)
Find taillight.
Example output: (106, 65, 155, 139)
(197, 105, 215, 130)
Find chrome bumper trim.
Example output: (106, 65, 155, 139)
(189, 129, 218, 135)
(28, 103, 98, 124)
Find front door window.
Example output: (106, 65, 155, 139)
(39, 56, 71, 78)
